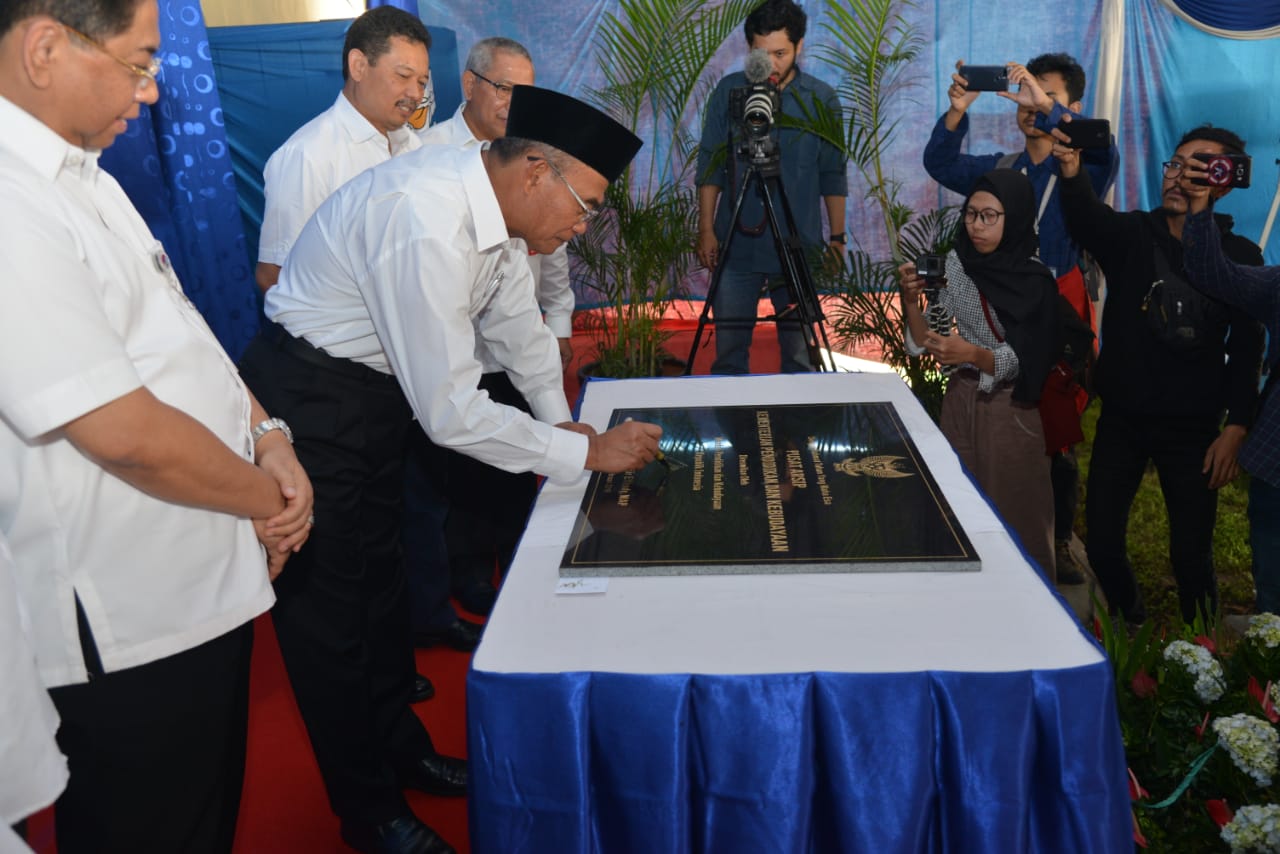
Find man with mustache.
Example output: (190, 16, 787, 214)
(253, 4, 436, 705)
(1055, 125, 1264, 625)
(255, 6, 431, 294)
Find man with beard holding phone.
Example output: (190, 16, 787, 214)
(1055, 124, 1264, 625)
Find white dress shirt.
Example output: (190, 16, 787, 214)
(419, 104, 575, 365)
(0, 533, 67, 831)
(265, 144, 587, 483)
(0, 95, 274, 687)
(259, 92, 422, 266)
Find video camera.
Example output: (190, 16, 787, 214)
(729, 48, 782, 161)
(729, 82, 780, 142)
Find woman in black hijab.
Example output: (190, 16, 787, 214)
(898, 168, 1060, 580)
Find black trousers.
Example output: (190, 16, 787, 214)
(1085, 408, 1222, 623)
(239, 328, 433, 825)
(403, 371, 538, 627)
(447, 371, 538, 584)
(48, 619, 254, 854)
(1051, 446, 1080, 543)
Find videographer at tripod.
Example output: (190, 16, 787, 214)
(694, 0, 847, 375)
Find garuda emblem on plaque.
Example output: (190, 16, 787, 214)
(835, 455, 913, 479)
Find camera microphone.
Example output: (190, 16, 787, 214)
(744, 48, 772, 84)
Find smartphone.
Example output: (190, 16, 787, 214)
(958, 65, 1010, 92)
(1057, 118, 1111, 149)
(1190, 152, 1252, 189)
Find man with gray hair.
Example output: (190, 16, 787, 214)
(238, 85, 659, 853)
(0, 0, 312, 849)
(407, 37, 572, 632)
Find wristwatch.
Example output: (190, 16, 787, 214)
(251, 417, 293, 445)
(830, 232, 847, 244)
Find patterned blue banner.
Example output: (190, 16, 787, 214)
(100, 0, 259, 360)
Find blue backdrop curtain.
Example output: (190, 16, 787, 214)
(100, 0, 258, 359)
(100, 0, 1280, 349)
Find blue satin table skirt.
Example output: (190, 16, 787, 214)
(466, 665, 1130, 852)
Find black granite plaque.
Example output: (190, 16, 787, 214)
(559, 402, 980, 576)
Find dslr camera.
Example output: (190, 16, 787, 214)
(915, 253, 946, 280)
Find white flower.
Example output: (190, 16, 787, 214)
(1214, 714, 1280, 787)
(1270, 682, 1280, 712)
(1164, 639, 1226, 704)
(1247, 614, 1280, 650)
(1220, 804, 1280, 853)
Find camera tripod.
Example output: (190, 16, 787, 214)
(685, 149, 834, 374)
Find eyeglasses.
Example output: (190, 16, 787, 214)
(63, 24, 162, 93)
(963, 207, 1005, 227)
(527, 156, 601, 224)
(469, 69, 515, 100)
(1161, 160, 1186, 178)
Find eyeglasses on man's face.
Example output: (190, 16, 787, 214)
(63, 23, 162, 93)
(963, 207, 1005, 227)
(527, 156, 601, 224)
(470, 69, 515, 100)
(1161, 160, 1188, 178)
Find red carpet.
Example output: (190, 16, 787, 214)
(27, 310, 883, 852)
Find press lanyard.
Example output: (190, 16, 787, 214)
(1018, 165, 1057, 230)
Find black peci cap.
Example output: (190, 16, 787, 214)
(504, 85, 642, 184)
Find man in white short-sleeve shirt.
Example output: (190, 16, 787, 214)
(0, 532, 67, 854)
(238, 85, 661, 852)
(0, 2, 312, 851)
(254, 6, 431, 293)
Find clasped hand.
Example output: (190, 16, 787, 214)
(253, 437, 314, 580)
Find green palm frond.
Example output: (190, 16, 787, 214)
(588, 0, 761, 193)
(573, 0, 762, 377)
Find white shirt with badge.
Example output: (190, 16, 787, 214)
(258, 92, 422, 266)
(0, 532, 68, 834)
(419, 104, 575, 365)
(265, 144, 586, 483)
(0, 95, 274, 688)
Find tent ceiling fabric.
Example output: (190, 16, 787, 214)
(1158, 0, 1280, 38)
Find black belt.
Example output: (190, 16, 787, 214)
(259, 320, 398, 388)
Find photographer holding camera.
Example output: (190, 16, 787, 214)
(898, 169, 1060, 580)
(695, 0, 846, 375)
(1182, 158, 1280, 617)
(924, 53, 1118, 584)
(1055, 125, 1264, 625)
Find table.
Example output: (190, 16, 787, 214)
(467, 373, 1130, 853)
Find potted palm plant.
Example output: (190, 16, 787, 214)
(571, 0, 761, 379)
(805, 0, 959, 418)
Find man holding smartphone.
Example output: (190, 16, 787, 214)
(1054, 125, 1264, 625)
(923, 53, 1119, 584)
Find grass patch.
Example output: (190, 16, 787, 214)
(1075, 400, 1254, 630)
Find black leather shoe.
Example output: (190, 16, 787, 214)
(340, 813, 455, 854)
(454, 579, 498, 617)
(410, 673, 434, 704)
(399, 753, 468, 797)
(414, 618, 483, 652)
